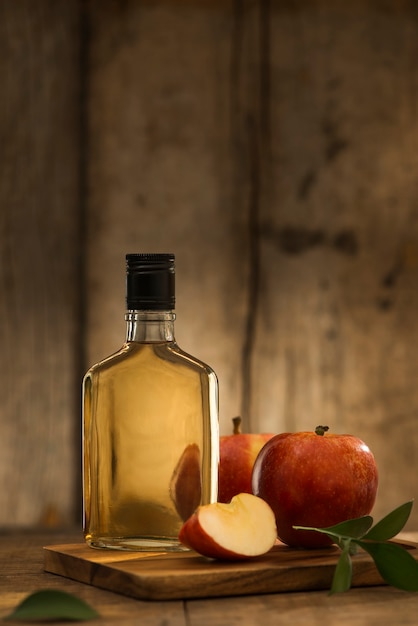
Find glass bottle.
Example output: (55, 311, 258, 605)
(82, 253, 219, 551)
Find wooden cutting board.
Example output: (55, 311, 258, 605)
(43, 540, 418, 601)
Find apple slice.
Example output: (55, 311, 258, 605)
(178, 493, 277, 560)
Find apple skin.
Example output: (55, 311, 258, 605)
(252, 426, 379, 548)
(178, 493, 277, 560)
(169, 443, 202, 522)
(218, 417, 275, 503)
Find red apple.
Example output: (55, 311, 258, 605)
(218, 417, 275, 503)
(178, 493, 277, 560)
(252, 425, 379, 548)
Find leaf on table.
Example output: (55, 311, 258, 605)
(361, 500, 413, 542)
(357, 540, 418, 592)
(4, 589, 99, 622)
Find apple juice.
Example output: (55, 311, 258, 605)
(83, 254, 219, 551)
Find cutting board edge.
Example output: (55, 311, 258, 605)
(43, 541, 416, 601)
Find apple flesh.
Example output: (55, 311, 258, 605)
(218, 417, 274, 503)
(178, 493, 277, 560)
(252, 425, 379, 548)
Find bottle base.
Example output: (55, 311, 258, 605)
(85, 536, 190, 552)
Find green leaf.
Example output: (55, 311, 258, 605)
(4, 589, 99, 622)
(294, 501, 418, 594)
(362, 500, 413, 542)
(321, 515, 374, 539)
(330, 540, 353, 594)
(294, 514, 373, 542)
(358, 540, 418, 592)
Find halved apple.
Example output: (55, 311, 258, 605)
(178, 493, 277, 560)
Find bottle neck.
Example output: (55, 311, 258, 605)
(125, 310, 176, 343)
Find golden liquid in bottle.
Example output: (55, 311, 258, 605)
(83, 341, 219, 551)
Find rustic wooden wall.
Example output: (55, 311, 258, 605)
(86, 0, 418, 525)
(0, 0, 82, 525)
(2, 0, 418, 527)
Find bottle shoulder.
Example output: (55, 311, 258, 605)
(83, 341, 217, 382)
(168, 344, 218, 378)
(83, 343, 131, 378)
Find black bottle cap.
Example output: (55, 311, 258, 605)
(126, 253, 175, 310)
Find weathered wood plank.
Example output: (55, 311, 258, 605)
(186, 584, 418, 626)
(85, 0, 418, 529)
(0, 531, 186, 625)
(85, 0, 246, 426)
(0, 1, 82, 525)
(254, 1, 418, 525)
(2, 0, 418, 530)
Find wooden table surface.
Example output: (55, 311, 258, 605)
(2, 528, 418, 625)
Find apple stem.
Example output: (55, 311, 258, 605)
(315, 425, 329, 436)
(232, 416, 242, 435)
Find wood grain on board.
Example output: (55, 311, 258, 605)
(42, 540, 408, 601)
